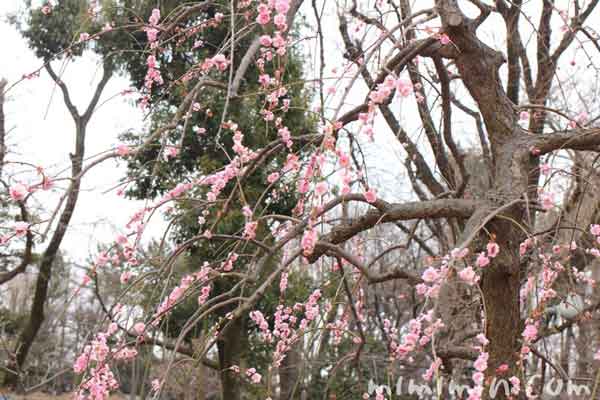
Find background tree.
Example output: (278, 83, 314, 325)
(1, 0, 116, 387)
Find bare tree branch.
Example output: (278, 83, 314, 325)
(307, 198, 481, 262)
(45, 63, 79, 119)
(532, 127, 600, 154)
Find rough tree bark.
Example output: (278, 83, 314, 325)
(435, 2, 528, 397)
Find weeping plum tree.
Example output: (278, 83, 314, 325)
(5, 0, 600, 399)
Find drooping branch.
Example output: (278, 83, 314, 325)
(92, 277, 220, 370)
(338, 17, 445, 196)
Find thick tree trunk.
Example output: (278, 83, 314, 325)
(480, 218, 523, 393)
(435, 3, 533, 398)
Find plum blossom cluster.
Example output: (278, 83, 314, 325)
(327, 313, 350, 345)
(256, 0, 291, 31)
(383, 311, 443, 361)
(463, 334, 493, 400)
(245, 367, 262, 384)
(73, 323, 138, 400)
(568, 111, 589, 128)
(359, 73, 423, 141)
(368, 75, 417, 104)
(416, 241, 501, 298)
(221, 252, 239, 272)
(3, 172, 55, 242)
(145, 8, 160, 43)
(142, 54, 163, 105)
(519, 228, 598, 310)
(139, 8, 163, 108)
(153, 264, 213, 323)
(249, 289, 322, 372)
(301, 226, 318, 256)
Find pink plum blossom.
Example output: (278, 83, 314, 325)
(458, 266, 478, 285)
(487, 242, 500, 258)
(10, 183, 28, 201)
(133, 322, 145, 335)
(476, 252, 490, 267)
(364, 188, 377, 203)
(522, 323, 538, 342)
(14, 222, 29, 237)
